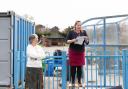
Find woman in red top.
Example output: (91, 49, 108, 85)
(66, 21, 89, 87)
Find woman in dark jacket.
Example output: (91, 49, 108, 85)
(66, 21, 89, 87)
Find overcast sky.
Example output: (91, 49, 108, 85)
(0, 0, 128, 30)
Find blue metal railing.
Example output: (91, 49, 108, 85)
(42, 49, 128, 89)
(43, 51, 67, 89)
(122, 49, 128, 89)
(85, 55, 122, 88)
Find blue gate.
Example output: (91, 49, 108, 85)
(43, 51, 67, 89)
(43, 50, 128, 89)
(84, 50, 123, 89)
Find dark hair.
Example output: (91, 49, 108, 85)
(29, 35, 36, 44)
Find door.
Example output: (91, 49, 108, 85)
(0, 17, 11, 86)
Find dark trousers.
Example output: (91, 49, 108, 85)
(25, 67, 43, 89)
(70, 66, 82, 84)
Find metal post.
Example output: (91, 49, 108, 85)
(122, 49, 126, 89)
(62, 51, 67, 89)
(103, 18, 106, 87)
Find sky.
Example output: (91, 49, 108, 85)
(0, 0, 128, 30)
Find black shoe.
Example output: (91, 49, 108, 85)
(78, 83, 82, 87)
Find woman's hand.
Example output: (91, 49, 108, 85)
(67, 39, 77, 44)
(84, 36, 89, 41)
(72, 39, 77, 42)
(84, 36, 89, 45)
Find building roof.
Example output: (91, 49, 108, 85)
(47, 31, 64, 39)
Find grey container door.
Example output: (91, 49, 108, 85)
(0, 17, 11, 86)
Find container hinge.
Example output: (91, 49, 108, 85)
(9, 25, 13, 30)
(9, 50, 13, 53)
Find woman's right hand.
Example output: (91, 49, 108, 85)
(67, 39, 77, 44)
(72, 39, 77, 43)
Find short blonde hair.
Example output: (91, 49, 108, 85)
(29, 34, 38, 44)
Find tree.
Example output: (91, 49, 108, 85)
(60, 26, 73, 37)
(50, 26, 60, 32)
(35, 24, 44, 38)
(35, 24, 51, 39)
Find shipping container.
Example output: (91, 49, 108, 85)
(0, 11, 35, 89)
